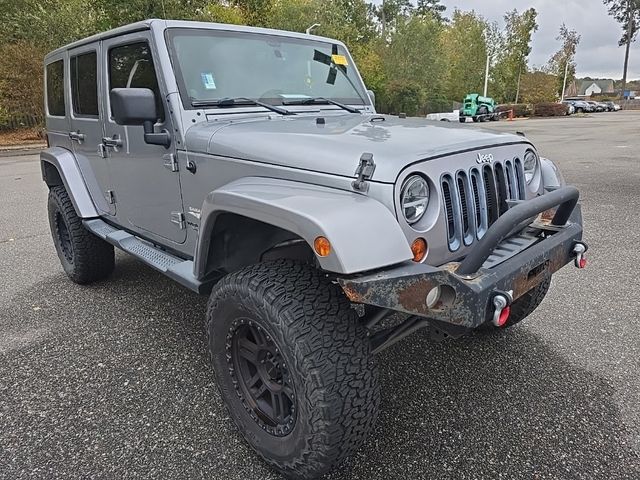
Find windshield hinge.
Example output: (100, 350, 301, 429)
(170, 212, 185, 230)
(352, 153, 376, 192)
(163, 153, 178, 172)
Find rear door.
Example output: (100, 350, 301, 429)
(100, 33, 185, 243)
(68, 44, 115, 215)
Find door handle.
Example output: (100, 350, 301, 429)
(68, 130, 85, 143)
(101, 135, 123, 148)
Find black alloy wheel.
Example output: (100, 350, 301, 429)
(227, 319, 296, 437)
(54, 211, 74, 264)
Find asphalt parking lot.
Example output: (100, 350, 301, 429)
(1, 111, 639, 479)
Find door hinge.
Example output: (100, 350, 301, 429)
(170, 212, 185, 230)
(106, 190, 115, 204)
(163, 153, 178, 172)
(352, 152, 376, 192)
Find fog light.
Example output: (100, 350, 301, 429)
(313, 236, 331, 257)
(411, 238, 427, 262)
(426, 286, 441, 308)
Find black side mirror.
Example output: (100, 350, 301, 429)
(110, 88, 171, 148)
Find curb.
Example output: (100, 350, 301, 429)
(0, 144, 45, 157)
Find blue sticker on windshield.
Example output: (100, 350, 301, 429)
(201, 72, 216, 90)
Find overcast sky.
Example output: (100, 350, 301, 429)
(375, 0, 638, 79)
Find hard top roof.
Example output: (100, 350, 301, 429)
(45, 19, 345, 60)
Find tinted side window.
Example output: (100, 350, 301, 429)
(109, 42, 164, 121)
(46, 60, 65, 116)
(70, 51, 99, 116)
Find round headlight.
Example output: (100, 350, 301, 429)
(401, 175, 429, 225)
(523, 150, 539, 184)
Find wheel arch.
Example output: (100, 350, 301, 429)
(40, 147, 98, 218)
(194, 177, 413, 278)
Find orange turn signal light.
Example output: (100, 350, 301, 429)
(411, 238, 427, 262)
(314, 236, 331, 257)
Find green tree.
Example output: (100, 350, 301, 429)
(520, 70, 558, 104)
(0, 0, 100, 49)
(415, 0, 446, 23)
(376, 0, 413, 34)
(546, 24, 581, 98)
(441, 10, 488, 102)
(603, 0, 640, 94)
(491, 8, 538, 103)
(379, 14, 445, 113)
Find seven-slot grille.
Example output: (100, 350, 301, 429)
(442, 158, 526, 251)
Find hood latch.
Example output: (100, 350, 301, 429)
(352, 152, 376, 192)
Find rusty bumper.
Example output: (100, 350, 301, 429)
(338, 204, 584, 330)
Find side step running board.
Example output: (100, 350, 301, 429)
(83, 218, 208, 294)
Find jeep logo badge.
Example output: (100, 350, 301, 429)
(476, 153, 494, 164)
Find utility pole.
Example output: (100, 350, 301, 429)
(622, 1, 634, 97)
(561, 57, 570, 101)
(483, 54, 490, 97)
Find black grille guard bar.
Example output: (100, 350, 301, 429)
(456, 186, 580, 276)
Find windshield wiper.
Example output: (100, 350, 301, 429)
(283, 97, 361, 114)
(191, 97, 295, 116)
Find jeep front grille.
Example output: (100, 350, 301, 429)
(442, 158, 525, 251)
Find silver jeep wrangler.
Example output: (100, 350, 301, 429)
(41, 19, 586, 479)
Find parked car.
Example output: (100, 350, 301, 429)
(561, 101, 575, 115)
(40, 19, 587, 479)
(587, 101, 605, 112)
(564, 100, 591, 113)
(603, 101, 620, 111)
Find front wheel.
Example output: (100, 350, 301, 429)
(207, 260, 380, 479)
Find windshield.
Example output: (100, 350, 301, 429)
(166, 28, 367, 108)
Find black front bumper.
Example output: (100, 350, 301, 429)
(339, 187, 584, 330)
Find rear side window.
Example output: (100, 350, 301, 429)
(46, 60, 65, 116)
(109, 42, 164, 121)
(70, 51, 99, 116)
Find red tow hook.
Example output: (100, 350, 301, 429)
(492, 291, 513, 327)
(573, 242, 587, 269)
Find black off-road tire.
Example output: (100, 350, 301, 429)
(47, 185, 115, 284)
(478, 106, 489, 122)
(206, 260, 380, 479)
(481, 276, 552, 331)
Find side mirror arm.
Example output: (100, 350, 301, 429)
(142, 120, 171, 148)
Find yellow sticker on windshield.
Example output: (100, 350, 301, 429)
(331, 54, 348, 66)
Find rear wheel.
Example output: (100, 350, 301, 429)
(459, 117, 466, 123)
(207, 260, 379, 479)
(47, 185, 115, 284)
(478, 106, 488, 122)
(480, 276, 551, 331)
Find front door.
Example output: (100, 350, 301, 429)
(67, 44, 114, 215)
(100, 34, 185, 244)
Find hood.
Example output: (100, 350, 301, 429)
(185, 113, 530, 183)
